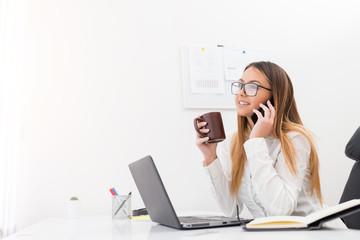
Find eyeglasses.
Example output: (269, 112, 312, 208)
(231, 82, 272, 97)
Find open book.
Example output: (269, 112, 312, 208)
(244, 199, 360, 230)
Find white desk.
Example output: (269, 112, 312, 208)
(4, 216, 360, 240)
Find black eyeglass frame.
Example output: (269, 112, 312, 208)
(231, 82, 272, 96)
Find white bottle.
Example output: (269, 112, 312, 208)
(67, 197, 81, 218)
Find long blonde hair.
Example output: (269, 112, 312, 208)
(230, 61, 322, 203)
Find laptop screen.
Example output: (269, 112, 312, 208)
(129, 155, 181, 228)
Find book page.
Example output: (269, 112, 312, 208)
(305, 199, 360, 224)
(246, 222, 308, 229)
(246, 199, 360, 229)
(246, 216, 307, 228)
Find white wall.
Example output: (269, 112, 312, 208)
(6, 0, 360, 231)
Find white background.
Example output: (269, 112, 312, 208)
(1, 0, 360, 232)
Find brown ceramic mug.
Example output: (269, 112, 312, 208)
(193, 112, 226, 144)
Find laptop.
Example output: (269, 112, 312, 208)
(128, 155, 251, 229)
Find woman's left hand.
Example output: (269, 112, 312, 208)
(249, 100, 276, 139)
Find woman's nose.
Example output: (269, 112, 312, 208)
(238, 86, 246, 96)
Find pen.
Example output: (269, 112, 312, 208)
(112, 188, 119, 196)
(110, 188, 128, 215)
(114, 191, 132, 217)
(109, 188, 117, 196)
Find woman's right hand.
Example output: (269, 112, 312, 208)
(195, 118, 218, 166)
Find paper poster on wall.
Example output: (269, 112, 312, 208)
(223, 48, 269, 81)
(188, 47, 225, 94)
(181, 46, 270, 109)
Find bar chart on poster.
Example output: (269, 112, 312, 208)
(180, 46, 270, 109)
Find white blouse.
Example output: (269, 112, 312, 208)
(203, 131, 346, 228)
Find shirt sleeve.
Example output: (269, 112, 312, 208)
(203, 138, 244, 217)
(244, 132, 311, 216)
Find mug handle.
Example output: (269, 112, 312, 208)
(193, 117, 206, 138)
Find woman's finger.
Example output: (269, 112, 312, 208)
(195, 130, 209, 139)
(197, 121, 207, 128)
(269, 105, 276, 122)
(199, 128, 210, 133)
(253, 109, 263, 120)
(267, 100, 275, 111)
(196, 136, 209, 145)
(260, 103, 270, 118)
(268, 100, 276, 118)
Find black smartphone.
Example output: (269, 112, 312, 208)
(250, 97, 275, 125)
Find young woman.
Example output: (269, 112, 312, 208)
(195, 61, 344, 226)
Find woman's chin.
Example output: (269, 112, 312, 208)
(236, 108, 253, 117)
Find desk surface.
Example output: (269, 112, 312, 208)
(5, 216, 360, 240)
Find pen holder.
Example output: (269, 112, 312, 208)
(112, 195, 132, 220)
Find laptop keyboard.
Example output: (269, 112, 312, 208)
(179, 216, 238, 223)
